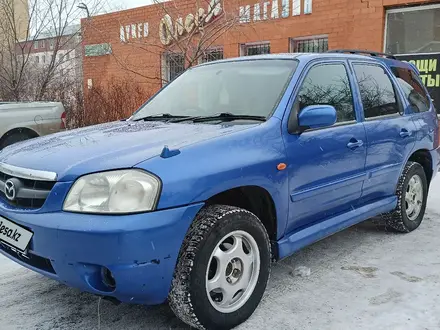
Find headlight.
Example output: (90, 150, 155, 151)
(63, 169, 161, 214)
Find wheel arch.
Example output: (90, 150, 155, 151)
(205, 185, 278, 255)
(407, 149, 433, 186)
(0, 127, 39, 148)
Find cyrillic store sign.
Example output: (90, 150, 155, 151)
(120, 23, 149, 42)
(396, 53, 440, 113)
(119, 0, 221, 45)
(158, 0, 222, 45)
(239, 0, 312, 23)
(120, 0, 312, 45)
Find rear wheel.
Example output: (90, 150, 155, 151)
(382, 161, 428, 233)
(169, 205, 271, 330)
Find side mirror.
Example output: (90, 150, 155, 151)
(298, 105, 337, 130)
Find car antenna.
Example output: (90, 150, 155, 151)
(160, 145, 181, 158)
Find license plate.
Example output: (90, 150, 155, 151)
(0, 216, 33, 252)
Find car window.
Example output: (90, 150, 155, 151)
(391, 67, 430, 113)
(353, 64, 400, 118)
(131, 60, 298, 120)
(297, 63, 355, 122)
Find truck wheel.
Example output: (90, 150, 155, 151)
(169, 205, 271, 330)
(382, 161, 428, 233)
(0, 132, 33, 149)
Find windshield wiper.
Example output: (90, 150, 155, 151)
(133, 113, 191, 121)
(191, 113, 266, 123)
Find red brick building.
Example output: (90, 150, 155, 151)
(82, 0, 440, 99)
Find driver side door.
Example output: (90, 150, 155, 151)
(282, 61, 367, 234)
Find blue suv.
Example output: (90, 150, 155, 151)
(0, 50, 439, 329)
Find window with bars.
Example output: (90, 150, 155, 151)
(200, 48, 224, 63)
(241, 43, 270, 56)
(163, 53, 185, 84)
(291, 36, 328, 53)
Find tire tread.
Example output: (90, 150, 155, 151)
(168, 204, 270, 330)
(382, 161, 426, 233)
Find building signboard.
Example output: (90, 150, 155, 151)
(84, 43, 112, 57)
(396, 53, 440, 113)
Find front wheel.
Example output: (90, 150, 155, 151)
(382, 161, 428, 233)
(169, 205, 271, 330)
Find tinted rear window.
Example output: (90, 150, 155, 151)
(391, 66, 430, 113)
(353, 64, 400, 118)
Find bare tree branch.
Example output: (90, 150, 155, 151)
(0, 0, 118, 101)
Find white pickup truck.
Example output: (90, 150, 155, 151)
(0, 102, 66, 149)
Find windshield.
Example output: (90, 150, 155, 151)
(131, 59, 298, 120)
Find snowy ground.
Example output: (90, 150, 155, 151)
(1, 176, 440, 330)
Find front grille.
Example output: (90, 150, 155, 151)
(0, 241, 56, 274)
(0, 171, 55, 209)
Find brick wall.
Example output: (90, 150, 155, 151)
(82, 0, 440, 97)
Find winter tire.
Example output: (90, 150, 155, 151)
(382, 161, 428, 233)
(169, 204, 271, 330)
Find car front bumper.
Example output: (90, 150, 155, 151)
(0, 203, 204, 305)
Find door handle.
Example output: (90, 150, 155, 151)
(400, 128, 412, 138)
(347, 138, 364, 149)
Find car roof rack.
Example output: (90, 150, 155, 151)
(326, 49, 397, 60)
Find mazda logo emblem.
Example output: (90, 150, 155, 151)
(4, 179, 16, 201)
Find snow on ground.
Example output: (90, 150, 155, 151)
(1, 176, 440, 330)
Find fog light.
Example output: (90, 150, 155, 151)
(101, 267, 116, 289)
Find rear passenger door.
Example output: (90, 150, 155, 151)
(351, 62, 417, 204)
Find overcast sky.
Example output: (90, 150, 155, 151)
(74, 0, 168, 22)
(107, 0, 155, 12)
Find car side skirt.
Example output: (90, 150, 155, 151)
(277, 196, 397, 260)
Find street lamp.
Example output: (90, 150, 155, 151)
(77, 3, 90, 18)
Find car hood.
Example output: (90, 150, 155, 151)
(0, 120, 252, 181)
